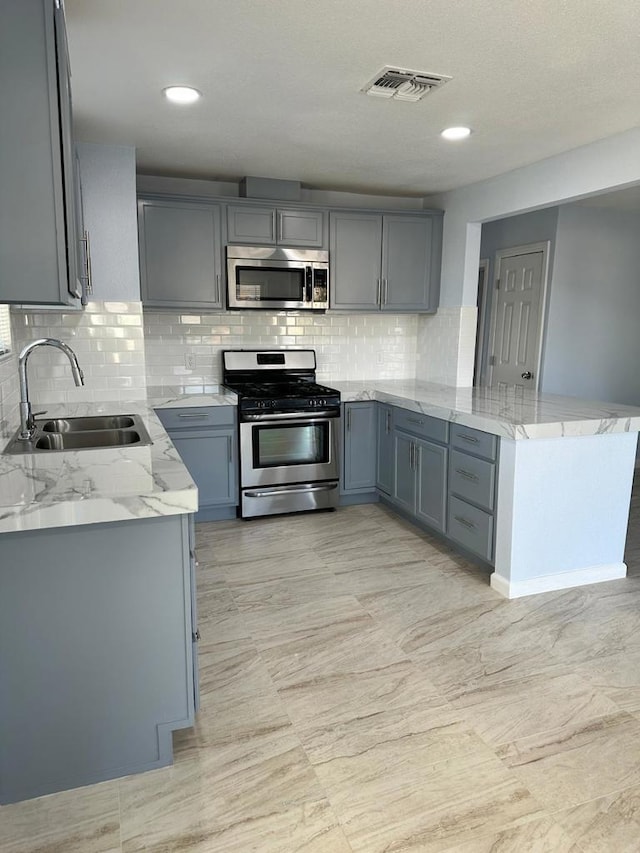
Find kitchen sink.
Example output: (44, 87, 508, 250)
(34, 430, 143, 450)
(41, 415, 136, 432)
(3, 413, 152, 454)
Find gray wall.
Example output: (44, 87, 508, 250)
(542, 205, 640, 405)
(478, 207, 559, 384)
(77, 143, 140, 301)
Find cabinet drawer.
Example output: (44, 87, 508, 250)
(447, 496, 494, 562)
(394, 408, 448, 444)
(449, 450, 495, 512)
(450, 424, 497, 461)
(155, 406, 235, 431)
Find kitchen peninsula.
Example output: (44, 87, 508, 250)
(336, 380, 640, 599)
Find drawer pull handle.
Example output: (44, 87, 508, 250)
(455, 468, 478, 482)
(458, 433, 479, 443)
(407, 417, 424, 425)
(454, 515, 476, 531)
(177, 413, 209, 419)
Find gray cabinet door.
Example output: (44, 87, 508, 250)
(376, 404, 394, 495)
(393, 431, 416, 513)
(382, 215, 435, 312)
(138, 199, 223, 309)
(329, 212, 382, 309)
(342, 402, 377, 492)
(415, 438, 448, 532)
(227, 205, 276, 244)
(171, 428, 236, 515)
(278, 209, 325, 247)
(0, 0, 80, 305)
(227, 205, 325, 247)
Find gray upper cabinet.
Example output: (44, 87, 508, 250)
(330, 213, 383, 310)
(138, 199, 223, 309)
(1, 0, 82, 305)
(226, 205, 326, 248)
(382, 215, 440, 311)
(330, 210, 442, 312)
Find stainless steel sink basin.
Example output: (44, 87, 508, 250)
(41, 415, 135, 432)
(34, 430, 143, 450)
(3, 413, 152, 454)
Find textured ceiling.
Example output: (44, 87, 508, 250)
(65, 0, 640, 196)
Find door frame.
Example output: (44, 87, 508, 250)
(474, 258, 490, 385)
(486, 241, 551, 390)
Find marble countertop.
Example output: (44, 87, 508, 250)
(4, 379, 640, 535)
(147, 386, 237, 408)
(332, 380, 640, 440)
(0, 401, 198, 535)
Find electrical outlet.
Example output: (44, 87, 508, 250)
(184, 353, 196, 369)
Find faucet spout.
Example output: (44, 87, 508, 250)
(18, 338, 85, 440)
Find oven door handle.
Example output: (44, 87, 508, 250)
(242, 409, 340, 421)
(244, 483, 338, 498)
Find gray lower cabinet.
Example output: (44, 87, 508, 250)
(329, 210, 442, 312)
(376, 403, 394, 495)
(1, 0, 83, 305)
(227, 204, 326, 248)
(447, 423, 498, 562)
(138, 198, 223, 309)
(155, 406, 238, 521)
(392, 429, 448, 533)
(0, 513, 197, 804)
(341, 402, 377, 494)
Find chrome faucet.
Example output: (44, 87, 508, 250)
(18, 338, 84, 439)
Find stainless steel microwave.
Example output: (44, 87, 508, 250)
(226, 245, 329, 310)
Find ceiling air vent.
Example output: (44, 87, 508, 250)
(362, 66, 451, 102)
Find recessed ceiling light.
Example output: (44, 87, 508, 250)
(441, 126, 472, 141)
(163, 86, 202, 105)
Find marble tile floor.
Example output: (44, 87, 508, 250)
(5, 497, 640, 851)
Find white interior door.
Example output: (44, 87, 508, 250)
(488, 243, 549, 390)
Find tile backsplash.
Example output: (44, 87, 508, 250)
(143, 310, 419, 392)
(416, 306, 477, 386)
(0, 352, 19, 439)
(10, 301, 147, 406)
(1, 299, 466, 430)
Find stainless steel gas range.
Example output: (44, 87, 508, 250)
(222, 350, 341, 518)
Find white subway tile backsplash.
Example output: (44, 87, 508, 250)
(143, 308, 419, 390)
(0, 298, 469, 424)
(10, 301, 147, 407)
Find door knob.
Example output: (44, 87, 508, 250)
(521, 371, 533, 380)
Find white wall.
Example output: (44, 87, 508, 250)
(542, 205, 640, 404)
(418, 127, 640, 386)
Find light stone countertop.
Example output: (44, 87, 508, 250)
(332, 380, 640, 440)
(147, 386, 238, 408)
(0, 400, 199, 535)
(4, 380, 640, 535)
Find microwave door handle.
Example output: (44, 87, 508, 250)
(305, 266, 313, 303)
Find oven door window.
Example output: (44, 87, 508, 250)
(236, 265, 305, 302)
(253, 422, 329, 468)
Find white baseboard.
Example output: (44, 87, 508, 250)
(490, 562, 627, 599)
